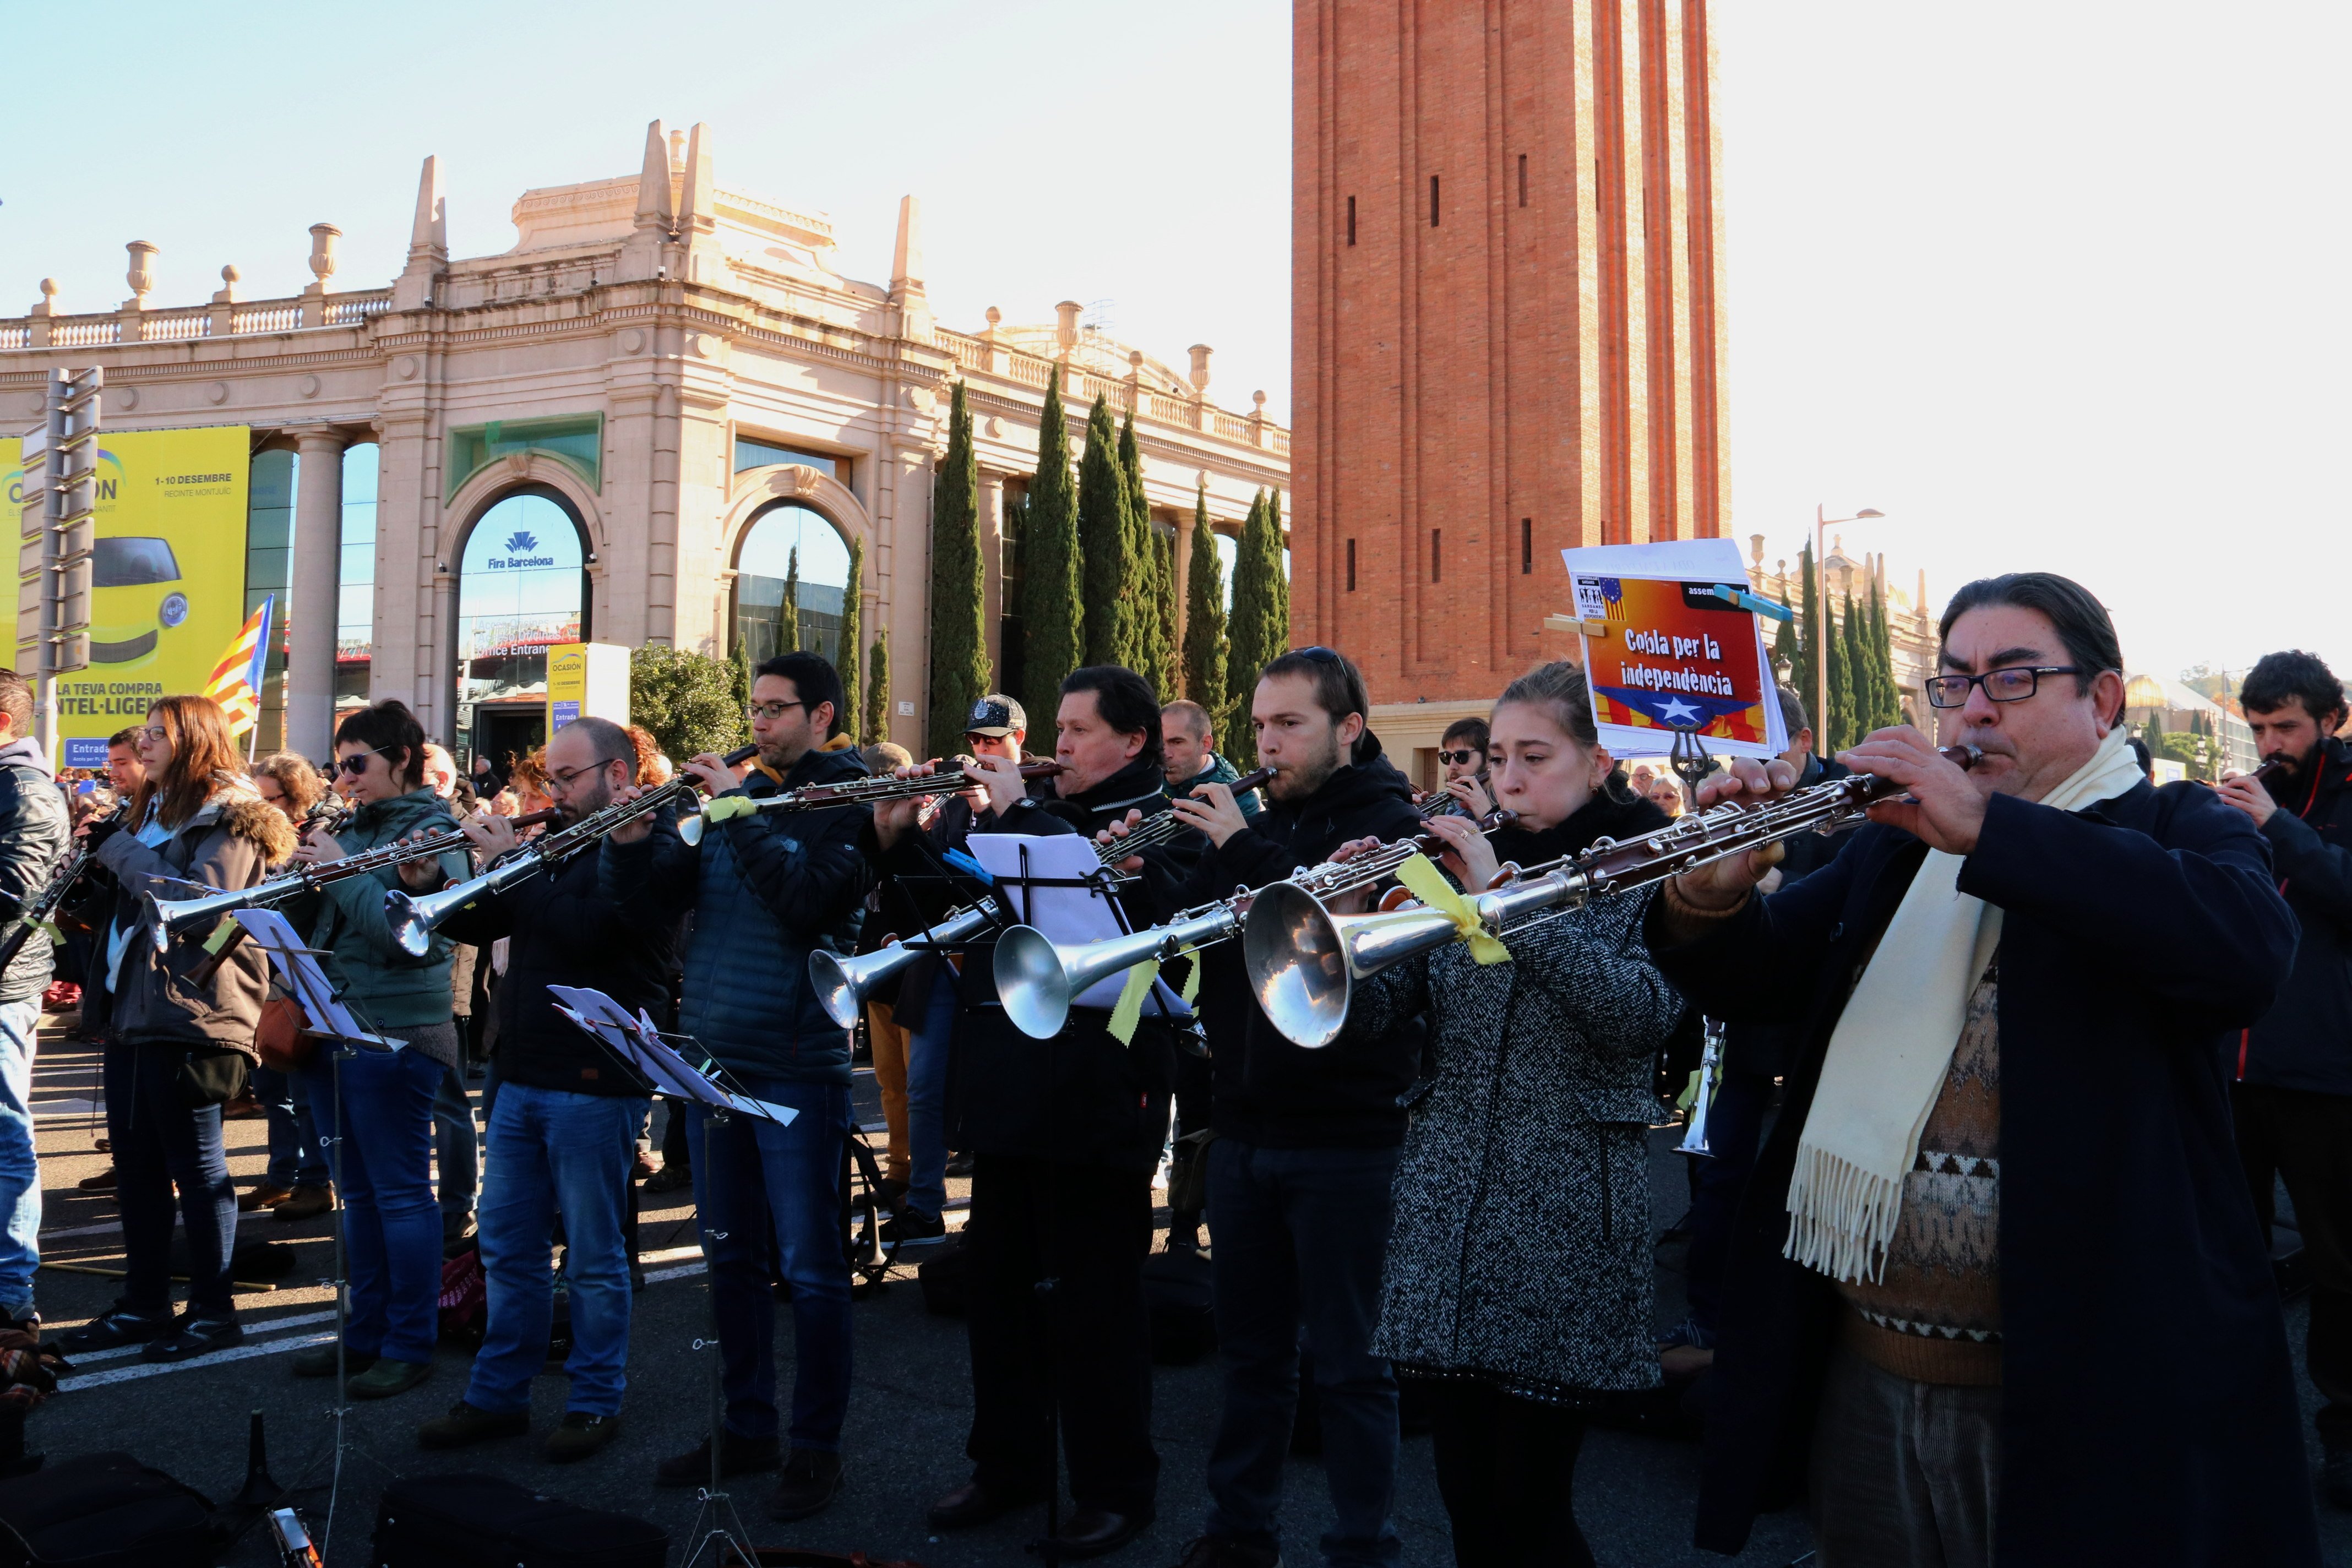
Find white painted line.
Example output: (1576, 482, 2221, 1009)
(39, 1218, 126, 1242)
(63, 1331, 336, 1390)
(61, 1309, 341, 1366)
(32, 1099, 102, 1120)
(643, 1261, 707, 1284)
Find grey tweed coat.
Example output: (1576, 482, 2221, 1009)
(1348, 888, 1683, 1401)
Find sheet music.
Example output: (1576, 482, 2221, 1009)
(232, 907, 407, 1050)
(547, 985, 797, 1126)
(966, 834, 1190, 1017)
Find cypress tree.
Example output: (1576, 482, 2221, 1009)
(1019, 374, 1084, 728)
(1224, 489, 1291, 769)
(728, 635, 752, 718)
(1825, 588, 1854, 755)
(1077, 399, 1145, 669)
(1772, 584, 1800, 688)
(1264, 488, 1291, 645)
(1182, 486, 1229, 730)
(780, 545, 801, 655)
(927, 382, 990, 759)
(1118, 409, 1172, 695)
(1866, 576, 1897, 729)
(1843, 587, 1875, 747)
(864, 628, 890, 749)
(1152, 527, 1179, 700)
(1796, 543, 1822, 733)
(840, 532, 863, 742)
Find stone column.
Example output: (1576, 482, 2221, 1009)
(1173, 502, 1195, 677)
(287, 431, 346, 758)
(979, 470, 1005, 676)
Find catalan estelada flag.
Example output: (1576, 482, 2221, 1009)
(202, 596, 273, 737)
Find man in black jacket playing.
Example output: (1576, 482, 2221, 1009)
(2214, 648, 2352, 1508)
(412, 716, 682, 1462)
(1136, 647, 1424, 1568)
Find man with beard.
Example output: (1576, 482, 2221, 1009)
(1135, 647, 1427, 1568)
(600, 652, 874, 1522)
(410, 716, 678, 1462)
(2214, 649, 2352, 1509)
(913, 665, 1189, 1559)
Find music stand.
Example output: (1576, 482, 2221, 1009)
(231, 909, 408, 1561)
(548, 987, 794, 1568)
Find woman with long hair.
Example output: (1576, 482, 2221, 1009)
(59, 695, 294, 1363)
(1337, 662, 1684, 1565)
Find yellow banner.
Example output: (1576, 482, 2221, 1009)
(3, 427, 251, 767)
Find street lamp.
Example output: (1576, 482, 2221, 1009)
(1813, 503, 1888, 755)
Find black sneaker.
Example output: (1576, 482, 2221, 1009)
(58, 1308, 171, 1353)
(880, 1210, 947, 1245)
(655, 1429, 781, 1488)
(545, 1411, 620, 1463)
(141, 1315, 242, 1364)
(765, 1448, 843, 1522)
(2324, 1443, 2352, 1510)
(1174, 1536, 1283, 1568)
(416, 1400, 531, 1450)
(872, 1176, 908, 1212)
(944, 1151, 976, 1178)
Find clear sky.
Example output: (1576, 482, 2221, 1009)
(7, 2, 2343, 684)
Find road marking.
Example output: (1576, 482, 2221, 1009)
(63, 1332, 337, 1390)
(39, 1218, 126, 1242)
(61, 1309, 341, 1366)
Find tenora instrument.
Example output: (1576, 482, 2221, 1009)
(992, 808, 1517, 1042)
(676, 758, 1066, 846)
(382, 744, 760, 956)
(0, 799, 133, 972)
(1243, 745, 1985, 1049)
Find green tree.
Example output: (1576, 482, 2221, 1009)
(1843, 587, 1878, 746)
(864, 628, 890, 750)
(1077, 399, 1146, 669)
(927, 381, 991, 759)
(779, 545, 801, 655)
(1866, 577, 1898, 729)
(839, 532, 863, 742)
(1772, 584, 1800, 689)
(1019, 374, 1084, 727)
(1151, 527, 1179, 699)
(1796, 543, 1822, 732)
(1182, 486, 1229, 729)
(1825, 589, 1854, 755)
(1119, 409, 1172, 695)
(630, 645, 749, 764)
(1224, 489, 1292, 769)
(728, 635, 752, 717)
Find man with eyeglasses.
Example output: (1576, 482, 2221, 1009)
(600, 651, 874, 1522)
(1647, 574, 2317, 1565)
(411, 715, 682, 1463)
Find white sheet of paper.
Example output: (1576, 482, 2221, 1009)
(232, 907, 405, 1049)
(967, 834, 1189, 1016)
(546, 985, 798, 1126)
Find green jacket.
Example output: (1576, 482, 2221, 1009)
(300, 786, 469, 1029)
(1173, 750, 1265, 821)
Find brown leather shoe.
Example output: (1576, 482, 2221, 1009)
(222, 1091, 264, 1120)
(273, 1185, 334, 1222)
(238, 1183, 294, 1213)
(1057, 1507, 1151, 1559)
(77, 1167, 116, 1191)
(928, 1480, 1042, 1531)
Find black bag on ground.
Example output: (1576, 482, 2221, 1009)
(1142, 1246, 1216, 1365)
(372, 1473, 667, 1568)
(0, 1451, 219, 1568)
(917, 1231, 971, 1317)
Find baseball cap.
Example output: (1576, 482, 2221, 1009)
(965, 694, 1026, 738)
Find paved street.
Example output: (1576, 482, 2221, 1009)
(22, 1021, 2347, 1566)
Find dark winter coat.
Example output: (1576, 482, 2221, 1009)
(1145, 732, 1425, 1148)
(437, 810, 684, 1099)
(0, 739, 69, 1005)
(2239, 734, 2352, 1095)
(1648, 778, 2318, 1565)
(600, 739, 873, 1084)
(293, 786, 467, 1030)
(948, 756, 1184, 1173)
(1169, 750, 1264, 821)
(94, 781, 298, 1064)
(1720, 751, 1848, 1081)
(1352, 785, 1683, 1399)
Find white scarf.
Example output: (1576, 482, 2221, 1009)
(1783, 728, 2146, 1284)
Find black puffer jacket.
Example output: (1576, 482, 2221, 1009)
(1144, 731, 1425, 1148)
(2240, 735, 2352, 1094)
(0, 739, 70, 1005)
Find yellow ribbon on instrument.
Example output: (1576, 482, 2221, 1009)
(1393, 852, 1512, 966)
(702, 795, 758, 826)
(203, 921, 239, 955)
(1106, 946, 1202, 1045)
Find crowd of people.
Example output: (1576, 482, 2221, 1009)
(0, 566, 2343, 1566)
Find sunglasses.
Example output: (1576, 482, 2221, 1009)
(336, 744, 397, 776)
(1438, 749, 1483, 766)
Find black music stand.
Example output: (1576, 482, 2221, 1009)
(230, 908, 409, 1561)
(548, 987, 797, 1568)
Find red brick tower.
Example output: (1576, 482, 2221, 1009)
(1292, 0, 1732, 715)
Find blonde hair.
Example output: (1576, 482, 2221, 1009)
(251, 752, 326, 816)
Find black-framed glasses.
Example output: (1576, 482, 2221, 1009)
(336, 744, 396, 775)
(1438, 748, 1482, 766)
(748, 699, 812, 722)
(1924, 666, 2083, 709)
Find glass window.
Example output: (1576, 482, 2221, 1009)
(93, 537, 182, 588)
(733, 435, 841, 481)
(337, 444, 378, 705)
(734, 503, 850, 668)
(455, 492, 586, 766)
(244, 449, 297, 749)
(444, 414, 603, 502)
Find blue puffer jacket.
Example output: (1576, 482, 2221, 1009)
(599, 738, 873, 1082)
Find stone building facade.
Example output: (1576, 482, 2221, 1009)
(2, 121, 1288, 761)
(1291, 0, 1731, 774)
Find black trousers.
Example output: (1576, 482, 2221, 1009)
(965, 1153, 1160, 1514)
(2234, 1081, 2352, 1442)
(1427, 1379, 1592, 1568)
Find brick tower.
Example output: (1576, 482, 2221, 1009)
(1292, 0, 1732, 725)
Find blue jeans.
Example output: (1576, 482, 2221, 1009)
(1205, 1138, 1404, 1568)
(689, 1076, 851, 1450)
(306, 1042, 443, 1363)
(251, 1065, 326, 1191)
(905, 981, 955, 1221)
(465, 1083, 645, 1418)
(0, 998, 41, 1316)
(106, 1040, 238, 1317)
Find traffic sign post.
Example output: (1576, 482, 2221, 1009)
(18, 368, 99, 755)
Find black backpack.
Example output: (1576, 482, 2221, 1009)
(372, 1473, 667, 1568)
(0, 1452, 219, 1568)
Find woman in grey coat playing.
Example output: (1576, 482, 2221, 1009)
(1333, 661, 1683, 1566)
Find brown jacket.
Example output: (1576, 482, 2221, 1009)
(94, 784, 297, 1063)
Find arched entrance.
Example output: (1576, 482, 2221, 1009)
(452, 486, 591, 770)
(733, 501, 851, 668)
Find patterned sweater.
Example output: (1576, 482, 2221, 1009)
(1837, 959, 2003, 1386)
